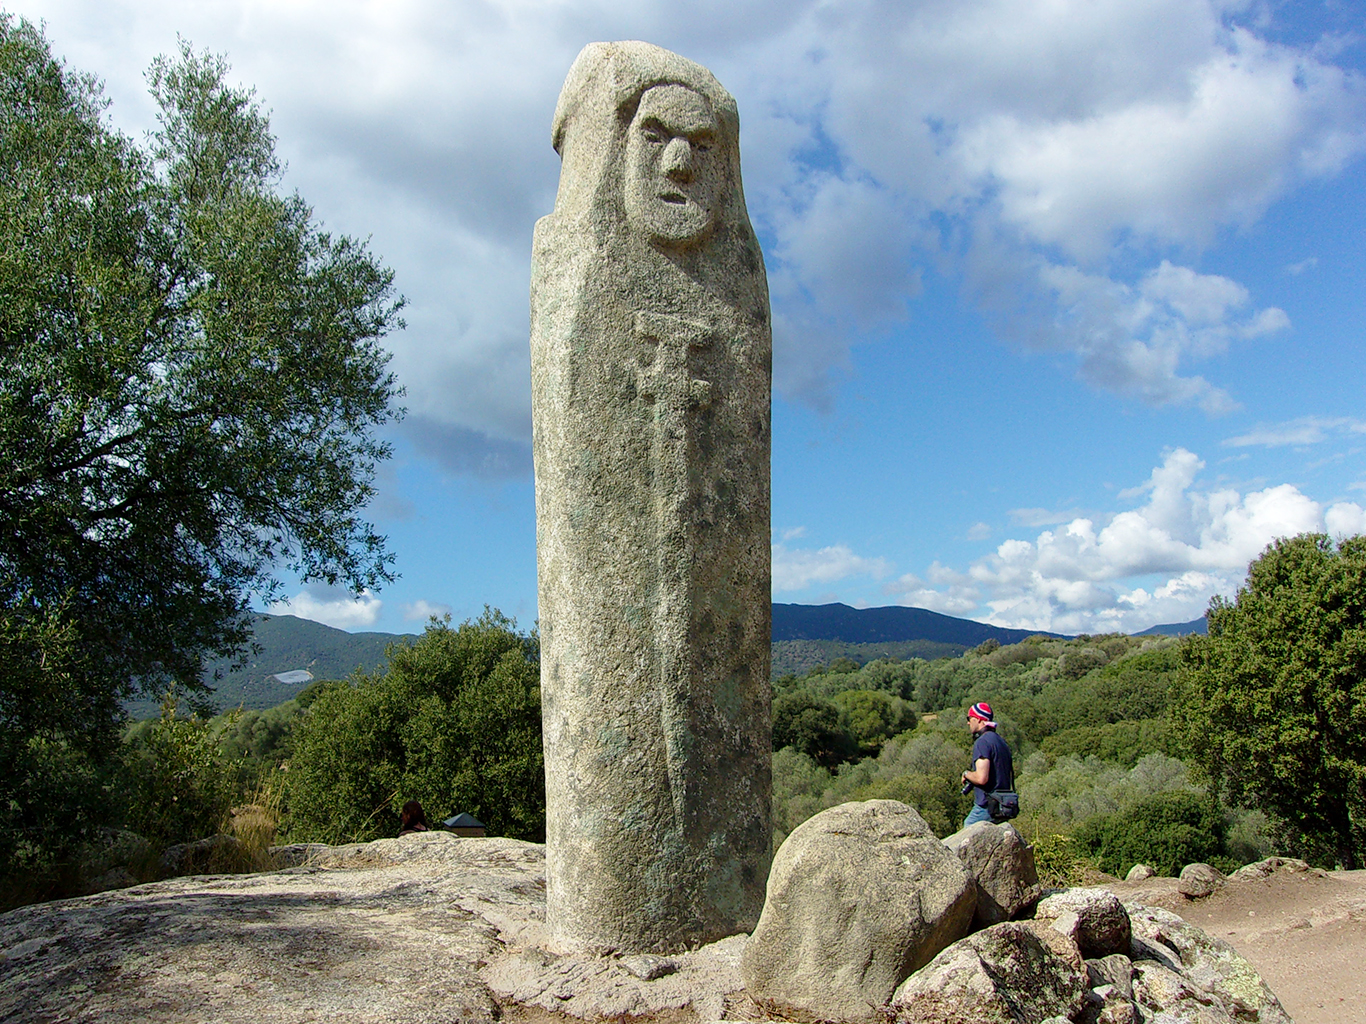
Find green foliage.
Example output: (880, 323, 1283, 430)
(1173, 533, 1366, 869)
(772, 691, 857, 767)
(1072, 790, 1225, 878)
(0, 16, 404, 859)
(831, 689, 917, 756)
(1020, 814, 1088, 887)
(770, 639, 967, 679)
(1040, 719, 1175, 766)
(0, 736, 116, 886)
(1018, 751, 1196, 825)
(285, 611, 543, 844)
(772, 723, 971, 840)
(125, 694, 244, 846)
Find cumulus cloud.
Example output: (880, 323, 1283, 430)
(772, 542, 891, 593)
(883, 562, 980, 616)
(23, 0, 1366, 464)
(268, 584, 382, 630)
(1326, 502, 1366, 538)
(898, 448, 1362, 633)
(402, 599, 453, 622)
(742, 0, 1360, 407)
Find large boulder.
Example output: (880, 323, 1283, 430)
(1178, 862, 1226, 899)
(1034, 889, 1131, 959)
(1124, 863, 1154, 882)
(742, 800, 975, 1023)
(942, 821, 1040, 927)
(889, 921, 1087, 1024)
(1126, 904, 1292, 1023)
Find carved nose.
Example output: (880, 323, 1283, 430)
(662, 137, 693, 182)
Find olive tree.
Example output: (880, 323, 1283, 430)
(0, 18, 403, 865)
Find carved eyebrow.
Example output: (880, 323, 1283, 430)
(637, 116, 718, 145)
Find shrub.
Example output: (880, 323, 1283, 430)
(1072, 790, 1225, 877)
(772, 691, 857, 767)
(285, 610, 543, 844)
(124, 694, 243, 847)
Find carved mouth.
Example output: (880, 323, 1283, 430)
(659, 191, 688, 205)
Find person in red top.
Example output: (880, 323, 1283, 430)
(960, 701, 1014, 828)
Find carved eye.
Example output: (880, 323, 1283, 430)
(642, 126, 666, 144)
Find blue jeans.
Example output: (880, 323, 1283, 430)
(963, 803, 992, 829)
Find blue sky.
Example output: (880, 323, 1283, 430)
(19, 0, 1366, 635)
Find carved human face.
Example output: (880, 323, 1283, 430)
(625, 84, 722, 247)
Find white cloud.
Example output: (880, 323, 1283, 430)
(19, 0, 1366, 463)
(772, 543, 891, 594)
(1326, 502, 1366, 538)
(402, 599, 452, 622)
(1009, 508, 1078, 527)
(1285, 257, 1318, 275)
(781, 525, 808, 541)
(966, 522, 993, 541)
(1223, 416, 1366, 448)
(269, 585, 382, 630)
(746, 0, 1359, 408)
(902, 448, 1339, 633)
(883, 563, 980, 616)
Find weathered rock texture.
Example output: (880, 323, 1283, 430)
(1126, 904, 1292, 1023)
(1035, 888, 1132, 959)
(1179, 861, 1227, 899)
(942, 821, 1039, 927)
(0, 833, 1297, 1024)
(530, 40, 772, 955)
(890, 921, 1087, 1024)
(742, 800, 975, 1023)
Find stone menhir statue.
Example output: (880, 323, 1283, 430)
(530, 41, 772, 955)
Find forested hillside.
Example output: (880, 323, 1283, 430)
(769, 632, 1267, 879)
(126, 614, 416, 718)
(771, 602, 1062, 645)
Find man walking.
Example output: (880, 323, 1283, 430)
(961, 701, 1014, 828)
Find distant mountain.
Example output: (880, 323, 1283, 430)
(1134, 617, 1207, 637)
(125, 613, 418, 719)
(127, 603, 1189, 719)
(771, 638, 969, 678)
(772, 602, 1063, 647)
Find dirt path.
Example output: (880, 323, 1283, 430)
(1102, 867, 1366, 1024)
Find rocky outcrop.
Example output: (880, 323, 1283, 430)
(1178, 861, 1226, 899)
(0, 829, 1296, 1024)
(158, 833, 243, 876)
(942, 821, 1040, 927)
(1127, 904, 1292, 1023)
(742, 800, 975, 1023)
(1034, 888, 1131, 958)
(889, 921, 1086, 1023)
(1228, 855, 1318, 882)
(1124, 863, 1154, 881)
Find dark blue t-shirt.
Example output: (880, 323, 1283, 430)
(971, 729, 1014, 806)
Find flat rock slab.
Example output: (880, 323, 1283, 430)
(0, 833, 730, 1024)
